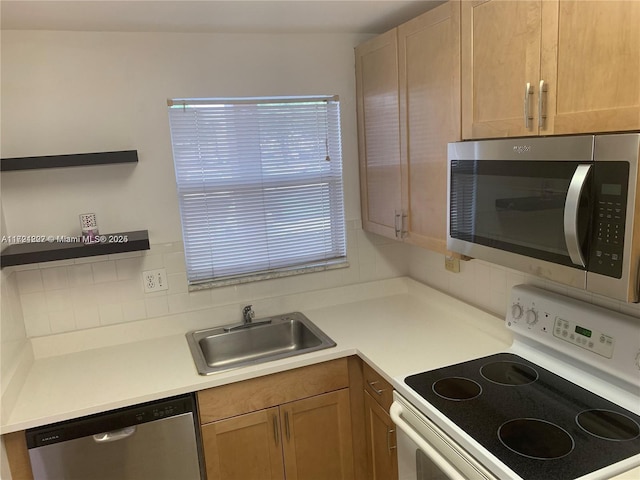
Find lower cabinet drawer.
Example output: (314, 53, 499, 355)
(363, 362, 394, 410)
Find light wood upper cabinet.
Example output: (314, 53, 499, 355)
(399, 1, 461, 253)
(544, 0, 640, 134)
(356, 1, 461, 253)
(356, 29, 402, 240)
(461, 0, 542, 138)
(462, 0, 640, 139)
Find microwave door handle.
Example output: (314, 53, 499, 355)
(564, 164, 592, 267)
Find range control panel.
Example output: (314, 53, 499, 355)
(509, 290, 616, 359)
(552, 316, 614, 358)
(507, 285, 640, 387)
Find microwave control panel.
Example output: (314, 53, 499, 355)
(589, 162, 629, 279)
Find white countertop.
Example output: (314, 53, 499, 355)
(3, 277, 639, 479)
(2, 278, 511, 433)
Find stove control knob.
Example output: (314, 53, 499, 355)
(525, 308, 539, 326)
(511, 303, 524, 320)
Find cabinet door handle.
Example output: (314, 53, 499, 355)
(538, 80, 548, 129)
(401, 211, 408, 239)
(367, 380, 385, 396)
(273, 414, 279, 446)
(524, 82, 534, 129)
(284, 411, 291, 441)
(387, 428, 397, 453)
(394, 211, 401, 238)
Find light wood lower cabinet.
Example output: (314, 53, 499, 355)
(281, 389, 354, 480)
(3, 431, 34, 480)
(201, 407, 285, 480)
(198, 358, 356, 480)
(202, 389, 354, 480)
(364, 391, 398, 480)
(362, 362, 398, 480)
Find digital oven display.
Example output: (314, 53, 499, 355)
(575, 325, 592, 338)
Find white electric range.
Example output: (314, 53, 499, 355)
(392, 284, 640, 480)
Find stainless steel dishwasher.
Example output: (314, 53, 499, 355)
(26, 393, 203, 480)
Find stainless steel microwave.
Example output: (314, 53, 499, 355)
(447, 133, 640, 302)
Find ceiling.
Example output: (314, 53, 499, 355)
(0, 0, 445, 35)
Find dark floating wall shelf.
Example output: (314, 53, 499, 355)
(0, 230, 150, 268)
(1, 150, 138, 171)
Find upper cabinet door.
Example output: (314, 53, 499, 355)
(356, 29, 402, 240)
(461, 0, 542, 139)
(398, 0, 461, 253)
(542, 0, 640, 135)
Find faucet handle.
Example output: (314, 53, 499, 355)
(242, 305, 255, 322)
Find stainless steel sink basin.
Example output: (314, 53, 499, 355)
(186, 312, 336, 375)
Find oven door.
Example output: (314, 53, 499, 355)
(390, 394, 497, 480)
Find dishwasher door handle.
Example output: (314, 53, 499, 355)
(93, 426, 136, 443)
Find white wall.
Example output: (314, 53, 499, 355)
(0, 30, 410, 337)
(0, 30, 367, 240)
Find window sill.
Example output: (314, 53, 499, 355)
(188, 259, 349, 291)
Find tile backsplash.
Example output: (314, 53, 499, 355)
(408, 245, 640, 321)
(12, 221, 409, 337)
(12, 225, 640, 339)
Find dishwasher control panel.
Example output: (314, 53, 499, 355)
(26, 394, 195, 448)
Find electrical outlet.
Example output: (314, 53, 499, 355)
(143, 268, 168, 293)
(445, 256, 460, 273)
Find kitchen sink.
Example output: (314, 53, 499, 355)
(186, 312, 336, 375)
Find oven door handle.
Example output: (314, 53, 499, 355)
(390, 402, 466, 480)
(564, 164, 592, 267)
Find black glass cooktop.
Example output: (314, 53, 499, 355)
(404, 353, 640, 480)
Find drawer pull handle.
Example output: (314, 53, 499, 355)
(367, 380, 385, 396)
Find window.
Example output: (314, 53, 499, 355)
(168, 96, 347, 288)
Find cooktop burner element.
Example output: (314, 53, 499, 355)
(404, 352, 640, 480)
(432, 377, 482, 401)
(480, 361, 538, 386)
(498, 418, 574, 460)
(576, 410, 640, 441)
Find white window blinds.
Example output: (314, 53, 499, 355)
(168, 96, 347, 286)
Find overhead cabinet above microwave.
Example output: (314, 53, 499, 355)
(461, 0, 640, 139)
(447, 133, 640, 303)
